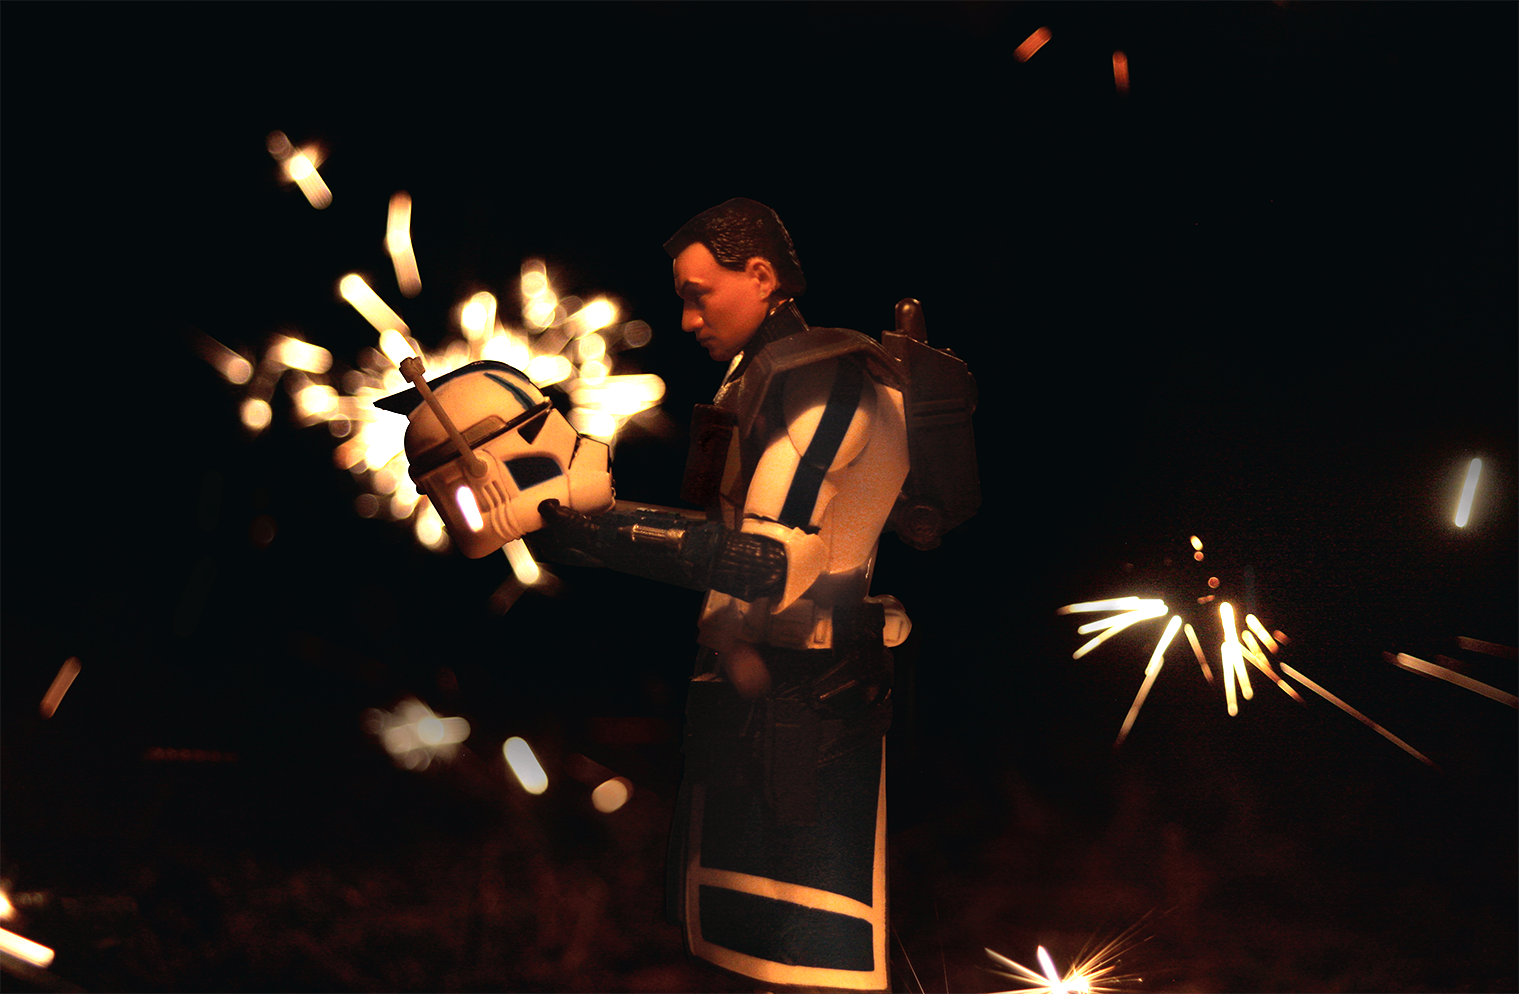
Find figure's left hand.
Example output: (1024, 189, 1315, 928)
(532, 499, 605, 567)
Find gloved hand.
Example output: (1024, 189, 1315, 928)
(532, 499, 606, 568)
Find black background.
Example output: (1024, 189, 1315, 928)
(4, 4, 1515, 991)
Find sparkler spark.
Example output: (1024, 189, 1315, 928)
(1059, 535, 1432, 764)
(1385, 652, 1518, 708)
(1278, 663, 1438, 769)
(205, 163, 667, 556)
(1454, 457, 1482, 527)
(986, 931, 1143, 994)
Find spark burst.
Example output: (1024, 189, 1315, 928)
(197, 135, 665, 560)
(985, 931, 1144, 994)
(1059, 536, 1437, 767)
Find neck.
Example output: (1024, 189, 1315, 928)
(728, 300, 807, 380)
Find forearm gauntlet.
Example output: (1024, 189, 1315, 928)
(535, 500, 786, 602)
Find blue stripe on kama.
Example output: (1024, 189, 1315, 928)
(778, 359, 866, 530)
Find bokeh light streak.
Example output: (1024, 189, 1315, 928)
(1221, 639, 1242, 717)
(1278, 663, 1438, 768)
(1014, 27, 1052, 62)
(240, 397, 273, 432)
(1070, 602, 1168, 660)
(504, 736, 549, 794)
(386, 191, 422, 298)
(1115, 614, 1183, 747)
(1240, 632, 1305, 703)
(39, 656, 81, 718)
(564, 298, 617, 338)
(1244, 613, 1280, 653)
(190, 330, 255, 385)
(0, 927, 56, 969)
(340, 274, 412, 340)
(286, 150, 332, 209)
(1455, 635, 1514, 658)
(525, 353, 574, 387)
(591, 777, 632, 813)
(1220, 601, 1254, 705)
(1183, 622, 1214, 683)
(366, 698, 470, 770)
(1112, 51, 1130, 95)
(1455, 457, 1482, 527)
(1057, 597, 1147, 616)
(503, 538, 542, 586)
(414, 501, 448, 552)
(1387, 652, 1518, 708)
(270, 334, 333, 373)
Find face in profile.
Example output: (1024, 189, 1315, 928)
(672, 241, 777, 363)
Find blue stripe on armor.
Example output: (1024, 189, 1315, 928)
(778, 359, 866, 530)
(484, 371, 535, 409)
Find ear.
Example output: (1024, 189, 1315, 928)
(744, 256, 780, 301)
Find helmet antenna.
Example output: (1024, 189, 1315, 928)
(399, 356, 489, 479)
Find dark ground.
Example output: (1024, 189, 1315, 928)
(4, 5, 1515, 992)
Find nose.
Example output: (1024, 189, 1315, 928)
(682, 304, 703, 334)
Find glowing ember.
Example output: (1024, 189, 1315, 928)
(39, 656, 82, 719)
(1014, 27, 1052, 62)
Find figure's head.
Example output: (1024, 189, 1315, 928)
(665, 198, 806, 363)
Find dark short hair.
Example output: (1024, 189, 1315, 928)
(664, 198, 807, 298)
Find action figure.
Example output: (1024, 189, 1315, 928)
(379, 199, 977, 992)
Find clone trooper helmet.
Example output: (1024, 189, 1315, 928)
(376, 360, 614, 557)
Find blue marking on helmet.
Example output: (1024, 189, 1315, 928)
(484, 371, 535, 409)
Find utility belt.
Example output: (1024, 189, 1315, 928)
(701, 591, 912, 652)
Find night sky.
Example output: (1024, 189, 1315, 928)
(4, 5, 1515, 992)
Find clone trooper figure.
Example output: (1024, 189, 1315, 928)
(380, 199, 976, 992)
(537, 199, 914, 992)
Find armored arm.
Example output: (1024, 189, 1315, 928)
(535, 499, 786, 603)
